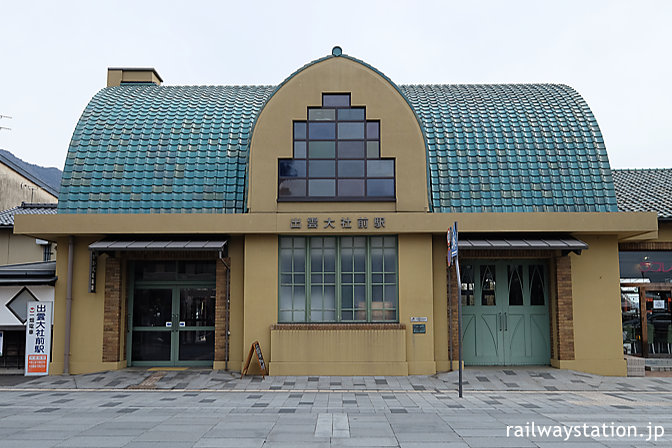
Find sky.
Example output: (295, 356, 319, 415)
(1, 0, 670, 170)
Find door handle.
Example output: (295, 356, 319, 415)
(498, 312, 502, 331)
(504, 312, 508, 331)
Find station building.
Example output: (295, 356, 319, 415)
(16, 48, 657, 376)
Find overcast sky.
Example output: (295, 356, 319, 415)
(1, 0, 670, 170)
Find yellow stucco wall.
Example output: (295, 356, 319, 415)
(398, 234, 436, 374)
(432, 234, 454, 372)
(556, 234, 627, 376)
(50, 237, 123, 374)
(247, 56, 428, 214)
(270, 328, 408, 375)
(242, 234, 277, 374)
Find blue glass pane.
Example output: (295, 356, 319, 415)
(278, 179, 306, 197)
(366, 141, 379, 158)
(294, 141, 306, 158)
(308, 122, 336, 140)
(308, 108, 335, 121)
(367, 179, 394, 197)
(308, 141, 335, 158)
(323, 94, 350, 107)
(338, 108, 365, 121)
(279, 160, 306, 178)
(294, 122, 306, 140)
(309, 179, 335, 196)
(367, 121, 380, 139)
(338, 122, 364, 140)
(338, 141, 364, 158)
(367, 160, 394, 177)
(338, 179, 364, 197)
(338, 160, 364, 178)
(309, 160, 335, 177)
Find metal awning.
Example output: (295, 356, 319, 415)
(89, 239, 227, 251)
(87, 239, 228, 293)
(459, 237, 588, 251)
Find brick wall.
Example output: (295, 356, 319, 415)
(215, 259, 230, 363)
(102, 257, 122, 363)
(554, 256, 575, 360)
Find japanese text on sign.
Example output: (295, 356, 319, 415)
(290, 217, 386, 230)
(25, 302, 52, 376)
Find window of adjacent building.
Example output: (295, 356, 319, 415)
(279, 236, 398, 322)
(278, 93, 395, 201)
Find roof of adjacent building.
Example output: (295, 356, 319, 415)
(0, 261, 57, 286)
(0, 202, 59, 228)
(57, 55, 618, 214)
(612, 169, 672, 220)
(0, 149, 61, 197)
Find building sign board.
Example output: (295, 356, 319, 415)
(242, 340, 267, 378)
(25, 301, 52, 376)
(290, 216, 386, 230)
(654, 300, 666, 310)
(412, 324, 426, 334)
(410, 316, 428, 322)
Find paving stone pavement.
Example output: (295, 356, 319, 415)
(0, 367, 670, 447)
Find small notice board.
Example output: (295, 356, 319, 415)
(241, 340, 267, 378)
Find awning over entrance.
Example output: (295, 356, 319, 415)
(89, 239, 227, 251)
(459, 236, 588, 252)
(87, 238, 228, 293)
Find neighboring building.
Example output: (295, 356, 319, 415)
(614, 169, 672, 359)
(0, 261, 56, 370)
(16, 49, 657, 376)
(0, 203, 57, 265)
(0, 203, 57, 370)
(0, 149, 60, 210)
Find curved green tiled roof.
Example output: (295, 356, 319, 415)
(401, 84, 617, 212)
(58, 70, 617, 214)
(59, 85, 274, 213)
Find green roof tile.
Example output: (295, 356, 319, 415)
(58, 68, 617, 214)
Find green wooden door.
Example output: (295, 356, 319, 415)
(460, 260, 550, 365)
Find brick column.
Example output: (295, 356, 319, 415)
(447, 265, 460, 361)
(215, 259, 230, 363)
(554, 256, 575, 360)
(102, 257, 122, 363)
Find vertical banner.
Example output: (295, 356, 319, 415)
(25, 302, 52, 376)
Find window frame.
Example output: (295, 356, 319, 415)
(278, 93, 395, 202)
(278, 235, 399, 323)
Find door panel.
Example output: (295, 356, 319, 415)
(131, 331, 172, 362)
(461, 260, 550, 366)
(129, 285, 216, 366)
(475, 312, 502, 363)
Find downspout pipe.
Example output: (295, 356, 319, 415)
(63, 236, 74, 375)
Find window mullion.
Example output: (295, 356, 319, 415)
(366, 237, 371, 322)
(336, 238, 342, 322)
(305, 238, 311, 322)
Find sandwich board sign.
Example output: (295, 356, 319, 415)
(25, 301, 52, 376)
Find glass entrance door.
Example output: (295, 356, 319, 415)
(460, 260, 551, 365)
(129, 286, 216, 366)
